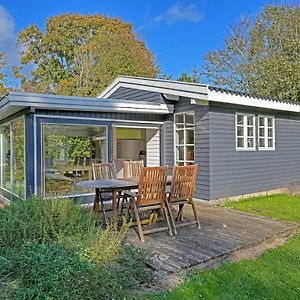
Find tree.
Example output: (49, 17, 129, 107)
(0, 52, 8, 97)
(177, 66, 201, 83)
(203, 5, 300, 101)
(15, 14, 159, 96)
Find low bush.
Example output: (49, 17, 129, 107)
(0, 197, 153, 299)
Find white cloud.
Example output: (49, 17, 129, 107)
(154, 2, 202, 25)
(0, 5, 19, 77)
(0, 5, 15, 48)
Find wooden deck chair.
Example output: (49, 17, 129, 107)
(165, 165, 200, 234)
(126, 166, 172, 242)
(92, 162, 118, 224)
(123, 160, 144, 179)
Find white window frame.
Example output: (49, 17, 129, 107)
(235, 113, 256, 151)
(174, 111, 195, 165)
(258, 115, 275, 151)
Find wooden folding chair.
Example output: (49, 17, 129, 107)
(126, 166, 172, 242)
(92, 162, 117, 224)
(123, 160, 144, 179)
(165, 165, 200, 234)
(92, 162, 117, 180)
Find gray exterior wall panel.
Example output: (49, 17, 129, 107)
(110, 87, 164, 103)
(164, 97, 210, 200)
(209, 103, 300, 200)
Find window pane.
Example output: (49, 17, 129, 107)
(259, 117, 264, 126)
(43, 124, 107, 197)
(1, 124, 11, 192)
(185, 146, 194, 161)
(176, 130, 184, 145)
(176, 146, 184, 161)
(247, 116, 254, 125)
(175, 114, 184, 124)
(247, 138, 254, 148)
(259, 127, 265, 137)
(268, 139, 274, 148)
(259, 138, 265, 148)
(237, 126, 244, 137)
(11, 119, 25, 198)
(185, 113, 194, 125)
(247, 127, 254, 137)
(186, 129, 194, 144)
(268, 117, 273, 127)
(237, 137, 244, 148)
(268, 128, 273, 137)
(236, 115, 243, 125)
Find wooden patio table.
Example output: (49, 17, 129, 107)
(76, 176, 172, 229)
(77, 178, 138, 229)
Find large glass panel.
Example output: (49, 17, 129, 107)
(1, 124, 11, 192)
(11, 118, 25, 198)
(43, 124, 107, 197)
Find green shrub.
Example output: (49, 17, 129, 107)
(0, 197, 96, 248)
(0, 197, 153, 299)
(0, 197, 128, 263)
(0, 242, 132, 299)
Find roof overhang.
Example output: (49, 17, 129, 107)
(208, 90, 300, 113)
(99, 76, 300, 113)
(98, 76, 209, 101)
(0, 92, 172, 121)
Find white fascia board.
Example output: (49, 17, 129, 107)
(0, 95, 171, 118)
(208, 90, 300, 113)
(98, 76, 209, 100)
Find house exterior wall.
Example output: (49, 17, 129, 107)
(164, 97, 210, 200)
(31, 110, 165, 198)
(107, 91, 211, 200)
(209, 102, 300, 200)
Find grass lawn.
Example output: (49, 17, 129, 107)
(144, 194, 300, 300)
(225, 194, 300, 223)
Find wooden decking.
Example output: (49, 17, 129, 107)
(125, 204, 299, 273)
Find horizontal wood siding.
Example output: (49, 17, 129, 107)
(164, 97, 210, 200)
(209, 103, 300, 200)
(109, 87, 164, 103)
(35, 110, 164, 123)
(146, 129, 160, 166)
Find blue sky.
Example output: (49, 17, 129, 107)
(0, 0, 297, 83)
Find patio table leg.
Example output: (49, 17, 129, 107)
(94, 188, 100, 224)
(112, 190, 118, 230)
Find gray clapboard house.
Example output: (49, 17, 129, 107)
(0, 75, 299, 202)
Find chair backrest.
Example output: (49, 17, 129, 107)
(136, 166, 168, 207)
(92, 163, 117, 180)
(123, 160, 144, 179)
(168, 165, 198, 202)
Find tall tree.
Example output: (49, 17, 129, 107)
(15, 14, 158, 96)
(177, 66, 201, 83)
(203, 5, 300, 101)
(0, 52, 8, 97)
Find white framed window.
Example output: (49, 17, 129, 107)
(235, 113, 256, 151)
(258, 116, 275, 150)
(175, 112, 195, 165)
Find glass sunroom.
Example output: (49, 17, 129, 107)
(0, 92, 170, 202)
